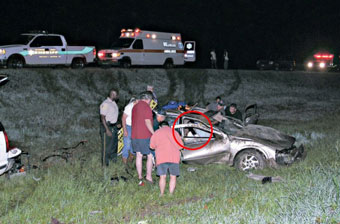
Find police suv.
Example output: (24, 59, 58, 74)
(97, 28, 196, 68)
(0, 31, 96, 68)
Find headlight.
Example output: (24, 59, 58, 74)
(112, 52, 121, 58)
(269, 61, 274, 65)
(0, 49, 6, 55)
(319, 62, 326, 68)
(307, 62, 313, 68)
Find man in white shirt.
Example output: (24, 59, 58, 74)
(121, 97, 138, 165)
(100, 89, 119, 166)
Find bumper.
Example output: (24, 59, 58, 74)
(0, 58, 7, 66)
(275, 145, 305, 165)
(97, 59, 120, 66)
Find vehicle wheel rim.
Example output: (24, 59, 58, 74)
(240, 155, 259, 170)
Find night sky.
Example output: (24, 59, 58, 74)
(1, 0, 340, 68)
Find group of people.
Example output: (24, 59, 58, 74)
(210, 49, 229, 69)
(99, 86, 183, 196)
(205, 96, 243, 126)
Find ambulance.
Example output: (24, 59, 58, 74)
(306, 52, 334, 71)
(97, 28, 196, 68)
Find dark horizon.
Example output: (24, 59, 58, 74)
(1, 0, 340, 68)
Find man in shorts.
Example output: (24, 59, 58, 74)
(150, 121, 183, 196)
(131, 92, 155, 185)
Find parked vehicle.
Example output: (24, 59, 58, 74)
(256, 57, 296, 71)
(306, 52, 335, 71)
(97, 28, 196, 68)
(165, 108, 305, 171)
(0, 31, 96, 68)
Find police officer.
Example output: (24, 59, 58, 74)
(100, 89, 119, 166)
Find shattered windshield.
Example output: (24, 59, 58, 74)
(110, 38, 134, 49)
(12, 35, 35, 45)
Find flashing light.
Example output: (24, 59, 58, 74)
(127, 29, 133, 32)
(314, 54, 334, 59)
(319, 62, 326, 68)
(146, 34, 151, 38)
(307, 62, 313, 68)
(171, 36, 176, 40)
(176, 36, 181, 41)
(151, 34, 157, 39)
(93, 48, 96, 57)
(131, 33, 135, 37)
(98, 52, 105, 58)
(135, 28, 140, 33)
(121, 29, 126, 33)
(126, 33, 130, 37)
(121, 33, 125, 37)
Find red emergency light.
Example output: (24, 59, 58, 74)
(98, 52, 105, 58)
(146, 34, 151, 38)
(314, 54, 334, 59)
(135, 28, 140, 33)
(176, 36, 181, 41)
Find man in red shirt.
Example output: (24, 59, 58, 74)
(132, 92, 155, 186)
(150, 121, 183, 196)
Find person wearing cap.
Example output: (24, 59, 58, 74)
(121, 97, 138, 166)
(132, 91, 155, 186)
(100, 89, 119, 166)
(225, 103, 243, 121)
(150, 121, 183, 196)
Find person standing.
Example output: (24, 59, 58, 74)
(210, 49, 217, 69)
(147, 85, 158, 104)
(100, 89, 119, 166)
(121, 97, 137, 166)
(131, 92, 155, 186)
(223, 50, 229, 70)
(150, 121, 183, 196)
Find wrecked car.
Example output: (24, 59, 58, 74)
(166, 108, 305, 171)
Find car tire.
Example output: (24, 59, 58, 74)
(164, 59, 174, 69)
(234, 149, 266, 171)
(7, 56, 25, 69)
(71, 58, 85, 69)
(120, 58, 131, 68)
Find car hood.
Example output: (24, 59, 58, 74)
(0, 44, 26, 48)
(232, 124, 295, 150)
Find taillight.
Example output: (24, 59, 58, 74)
(93, 48, 96, 57)
(4, 131, 10, 152)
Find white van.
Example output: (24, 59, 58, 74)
(97, 28, 196, 68)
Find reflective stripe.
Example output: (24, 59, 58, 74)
(19, 47, 94, 56)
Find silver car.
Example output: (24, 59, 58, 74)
(166, 108, 305, 171)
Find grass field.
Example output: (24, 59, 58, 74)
(1, 68, 340, 223)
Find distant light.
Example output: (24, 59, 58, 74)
(319, 62, 326, 68)
(307, 62, 313, 68)
(126, 33, 130, 37)
(135, 28, 140, 33)
(121, 29, 126, 33)
(121, 33, 125, 37)
(176, 36, 181, 41)
(131, 33, 135, 37)
(112, 52, 121, 58)
(171, 36, 176, 40)
(151, 34, 157, 39)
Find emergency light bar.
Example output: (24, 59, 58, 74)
(314, 54, 334, 59)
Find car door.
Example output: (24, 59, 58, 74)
(174, 117, 230, 164)
(131, 39, 144, 65)
(184, 41, 196, 62)
(27, 35, 66, 65)
(243, 104, 259, 125)
(0, 123, 8, 174)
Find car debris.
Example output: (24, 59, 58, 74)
(246, 172, 284, 184)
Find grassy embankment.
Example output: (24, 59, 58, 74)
(0, 68, 340, 223)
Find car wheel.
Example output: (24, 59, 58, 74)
(235, 149, 266, 171)
(164, 59, 174, 69)
(71, 58, 85, 69)
(120, 59, 131, 68)
(7, 56, 24, 69)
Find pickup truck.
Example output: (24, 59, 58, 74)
(0, 31, 96, 68)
